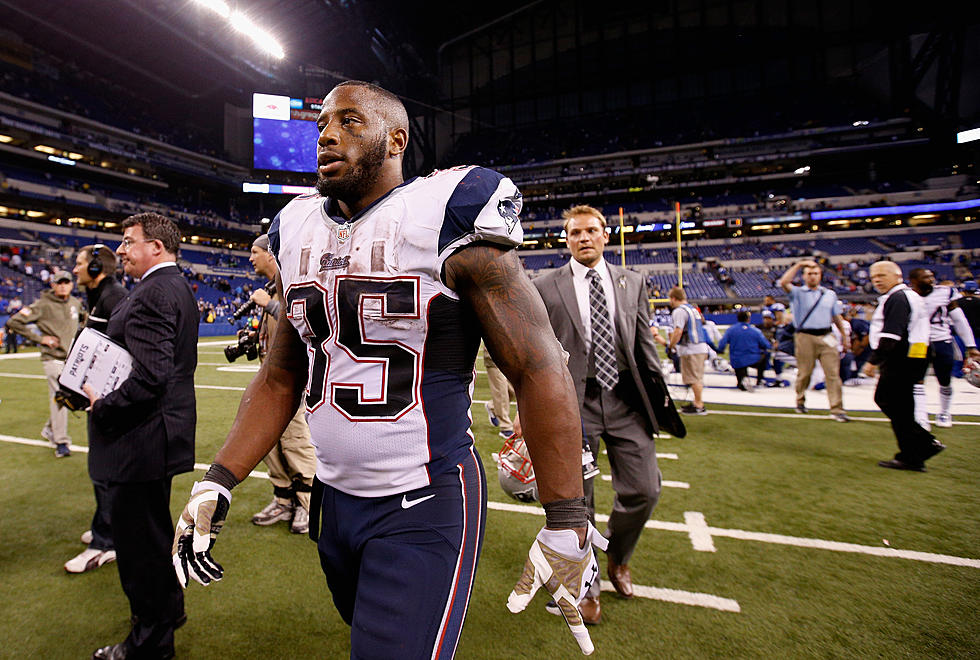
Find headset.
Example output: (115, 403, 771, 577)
(87, 244, 109, 278)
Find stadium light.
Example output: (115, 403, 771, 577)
(230, 11, 285, 60)
(957, 127, 980, 144)
(194, 0, 230, 19)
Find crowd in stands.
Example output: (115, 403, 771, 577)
(0, 56, 226, 159)
(1, 164, 258, 236)
(0, 241, 266, 329)
(443, 92, 887, 168)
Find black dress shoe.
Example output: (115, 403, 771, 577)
(922, 441, 946, 461)
(92, 642, 174, 660)
(877, 459, 926, 472)
(92, 644, 129, 660)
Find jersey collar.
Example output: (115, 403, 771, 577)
(320, 176, 420, 226)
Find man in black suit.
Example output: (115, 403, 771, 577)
(533, 204, 683, 625)
(83, 213, 198, 660)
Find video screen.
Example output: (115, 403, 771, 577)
(252, 93, 321, 173)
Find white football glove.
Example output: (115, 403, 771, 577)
(507, 522, 609, 655)
(172, 480, 231, 588)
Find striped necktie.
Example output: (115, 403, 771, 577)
(587, 269, 619, 390)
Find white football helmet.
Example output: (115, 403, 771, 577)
(964, 360, 980, 388)
(495, 434, 538, 502)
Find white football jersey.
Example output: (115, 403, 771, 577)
(270, 166, 524, 497)
(919, 285, 960, 342)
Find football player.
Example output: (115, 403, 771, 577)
(908, 268, 980, 427)
(172, 81, 604, 657)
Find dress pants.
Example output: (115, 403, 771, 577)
(89, 479, 114, 551)
(581, 377, 661, 598)
(107, 478, 184, 658)
(875, 358, 935, 466)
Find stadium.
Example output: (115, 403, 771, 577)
(0, 1, 977, 657)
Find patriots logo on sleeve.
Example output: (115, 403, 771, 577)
(497, 191, 523, 234)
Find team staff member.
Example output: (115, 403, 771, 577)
(83, 213, 198, 660)
(667, 287, 710, 414)
(778, 259, 851, 421)
(717, 310, 771, 391)
(862, 261, 945, 472)
(534, 204, 682, 625)
(247, 233, 316, 535)
(63, 244, 128, 574)
(172, 81, 604, 657)
(5, 270, 82, 457)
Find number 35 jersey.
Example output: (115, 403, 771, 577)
(269, 166, 524, 497)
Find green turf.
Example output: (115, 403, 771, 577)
(1, 341, 978, 658)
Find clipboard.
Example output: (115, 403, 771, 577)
(58, 327, 133, 398)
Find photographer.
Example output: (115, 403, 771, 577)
(246, 234, 316, 534)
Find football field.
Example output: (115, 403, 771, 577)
(1, 340, 978, 659)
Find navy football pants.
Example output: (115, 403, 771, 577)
(315, 447, 486, 659)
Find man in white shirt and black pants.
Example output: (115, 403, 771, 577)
(862, 261, 946, 472)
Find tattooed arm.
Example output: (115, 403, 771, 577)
(445, 244, 584, 507)
(213, 273, 309, 481)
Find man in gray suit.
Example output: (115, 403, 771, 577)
(534, 204, 680, 625)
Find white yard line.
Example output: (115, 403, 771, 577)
(0, 372, 248, 392)
(683, 511, 717, 552)
(481, 499, 980, 569)
(600, 474, 689, 489)
(4, 432, 977, 617)
(3, 368, 976, 426)
(599, 582, 740, 613)
(603, 450, 679, 459)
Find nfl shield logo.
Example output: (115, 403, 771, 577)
(337, 223, 352, 243)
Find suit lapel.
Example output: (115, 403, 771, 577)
(555, 263, 586, 343)
(607, 263, 634, 345)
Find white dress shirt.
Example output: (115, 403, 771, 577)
(138, 261, 178, 281)
(569, 256, 618, 352)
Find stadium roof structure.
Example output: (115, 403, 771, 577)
(0, 0, 529, 104)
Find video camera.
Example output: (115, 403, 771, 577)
(224, 328, 260, 362)
(230, 281, 276, 321)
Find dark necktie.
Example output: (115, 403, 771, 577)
(587, 269, 619, 390)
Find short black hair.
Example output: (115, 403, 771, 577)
(737, 310, 750, 322)
(122, 212, 181, 256)
(332, 80, 409, 134)
(908, 267, 931, 281)
(80, 244, 117, 274)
